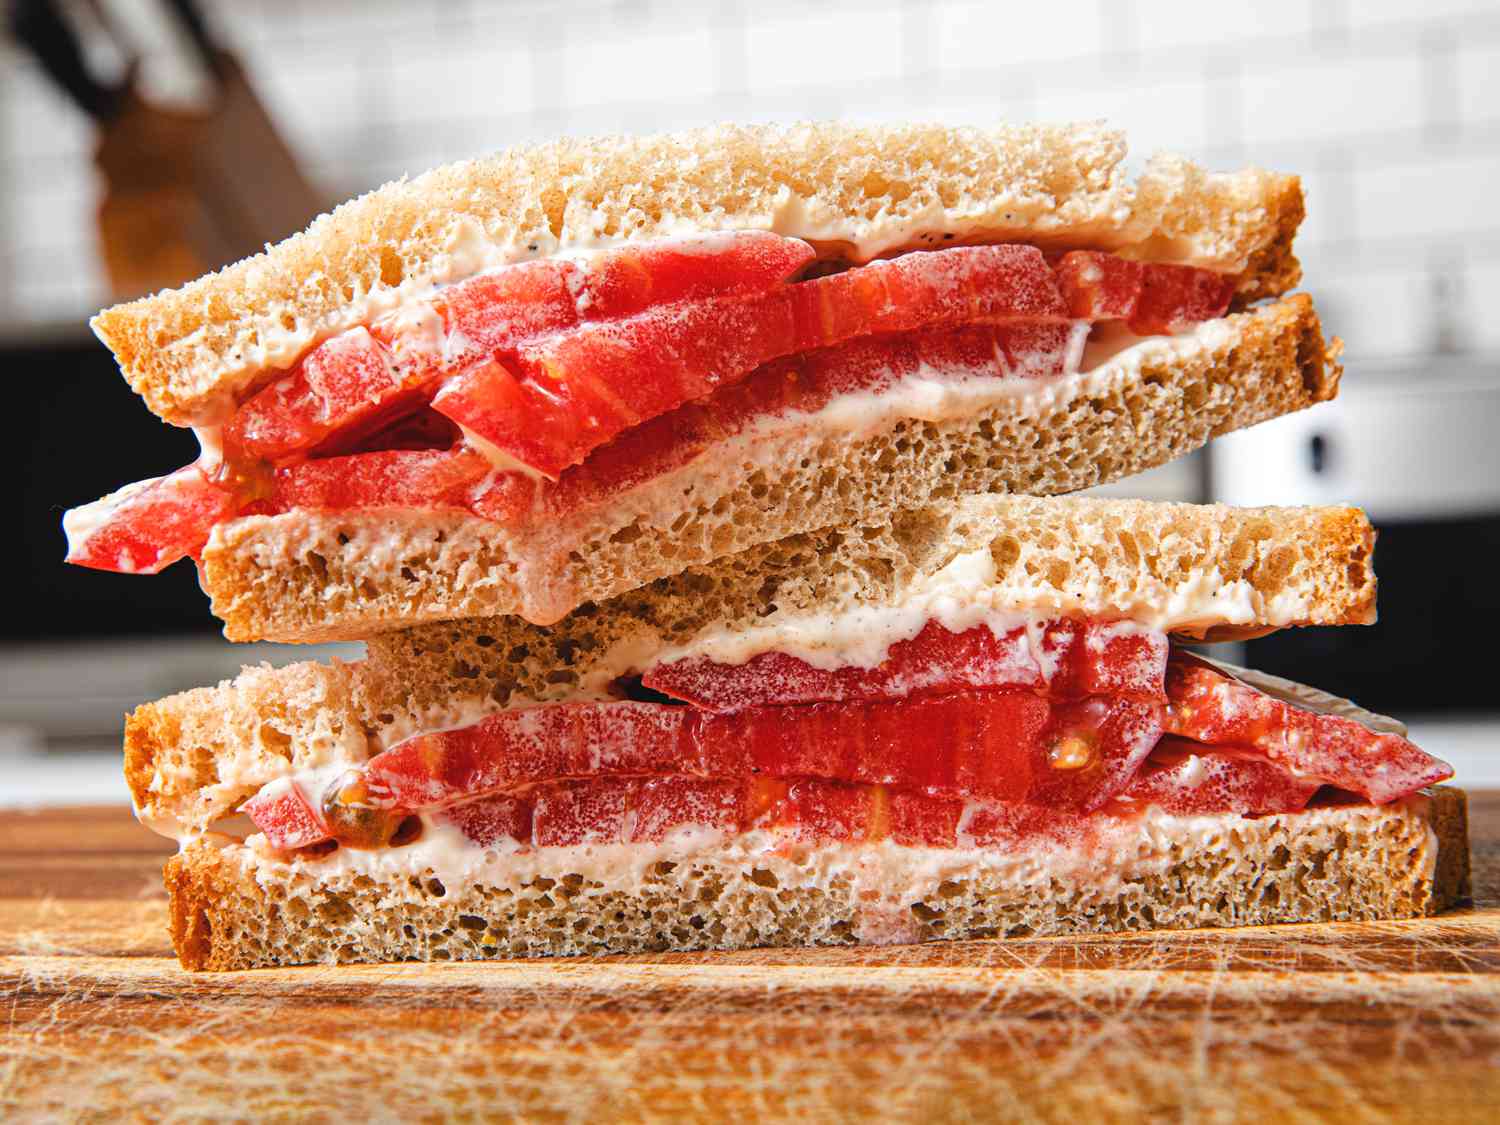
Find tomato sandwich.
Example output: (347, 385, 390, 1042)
(125, 495, 1467, 970)
(66, 122, 1338, 641)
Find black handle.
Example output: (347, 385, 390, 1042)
(7, 0, 124, 121)
(161, 0, 223, 80)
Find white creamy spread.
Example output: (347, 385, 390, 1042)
(192, 425, 225, 472)
(251, 815, 1105, 904)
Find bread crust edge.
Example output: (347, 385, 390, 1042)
(161, 786, 1471, 971)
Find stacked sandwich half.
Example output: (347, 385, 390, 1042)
(67, 123, 1468, 969)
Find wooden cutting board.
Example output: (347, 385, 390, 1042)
(3, 798, 1497, 1122)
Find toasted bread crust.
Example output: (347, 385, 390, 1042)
(162, 788, 1468, 970)
(129, 492, 1375, 835)
(198, 294, 1340, 643)
(92, 122, 1303, 426)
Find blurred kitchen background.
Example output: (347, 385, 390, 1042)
(4, 0, 1498, 803)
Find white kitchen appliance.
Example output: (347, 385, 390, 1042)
(1212, 358, 1500, 713)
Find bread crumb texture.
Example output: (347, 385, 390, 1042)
(93, 121, 1303, 426)
(164, 790, 1466, 970)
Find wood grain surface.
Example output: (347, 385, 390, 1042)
(2, 797, 1497, 1123)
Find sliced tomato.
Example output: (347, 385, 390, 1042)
(642, 619, 1168, 712)
(361, 687, 1158, 817)
(223, 235, 813, 472)
(1114, 737, 1322, 817)
(269, 447, 492, 512)
(1055, 251, 1145, 320)
(63, 462, 239, 574)
(226, 327, 420, 466)
(1163, 653, 1452, 803)
(440, 293, 801, 479)
(791, 244, 1066, 349)
(1127, 263, 1237, 335)
(444, 775, 1046, 851)
(438, 794, 533, 848)
(241, 782, 332, 850)
(432, 244, 1073, 478)
(530, 776, 747, 846)
(434, 258, 583, 359)
(581, 231, 815, 318)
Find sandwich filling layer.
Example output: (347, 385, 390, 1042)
(219, 613, 1450, 881)
(66, 235, 1239, 576)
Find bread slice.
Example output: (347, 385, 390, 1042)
(92, 121, 1305, 427)
(127, 493, 1376, 839)
(163, 787, 1469, 970)
(199, 293, 1340, 642)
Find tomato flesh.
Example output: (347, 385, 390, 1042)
(1114, 737, 1322, 817)
(64, 463, 239, 574)
(436, 244, 1068, 479)
(1163, 653, 1453, 803)
(642, 619, 1168, 711)
(1055, 251, 1145, 320)
(241, 783, 330, 851)
(1128, 263, 1238, 335)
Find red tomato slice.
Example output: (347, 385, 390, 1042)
(1114, 737, 1322, 817)
(1128, 263, 1237, 335)
(63, 462, 239, 574)
(432, 244, 1072, 478)
(361, 687, 1158, 816)
(1055, 251, 1145, 320)
(580, 231, 815, 318)
(223, 234, 814, 472)
(641, 619, 1168, 712)
(225, 327, 412, 466)
(1163, 653, 1452, 803)
(437, 795, 533, 848)
(269, 447, 492, 512)
(241, 782, 332, 850)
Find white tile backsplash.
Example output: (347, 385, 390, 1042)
(1239, 53, 1427, 147)
(1352, 152, 1500, 242)
(1034, 74, 1213, 158)
(1464, 261, 1500, 352)
(745, 7, 906, 92)
(2, 0, 1498, 368)
(1352, 0, 1500, 28)
(1306, 268, 1434, 359)
(249, 45, 368, 149)
(1131, 0, 1317, 53)
(386, 44, 536, 124)
(567, 29, 720, 108)
(2, 56, 96, 163)
(931, 0, 1105, 70)
(1456, 41, 1500, 125)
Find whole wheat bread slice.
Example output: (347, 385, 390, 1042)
(163, 788, 1469, 970)
(93, 121, 1304, 427)
(200, 294, 1339, 642)
(127, 494, 1375, 839)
